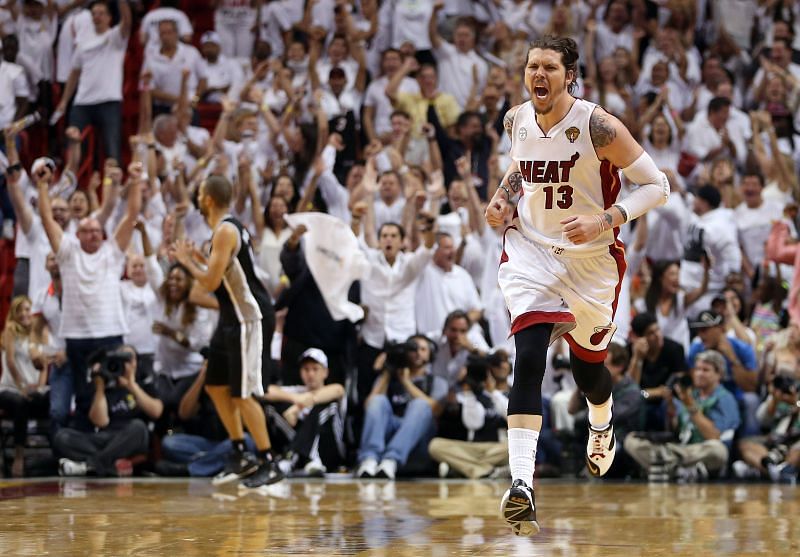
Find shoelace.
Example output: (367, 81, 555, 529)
(590, 430, 608, 459)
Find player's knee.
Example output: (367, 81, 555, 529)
(570, 353, 609, 397)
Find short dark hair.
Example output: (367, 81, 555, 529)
(390, 109, 410, 120)
(456, 110, 481, 129)
(528, 35, 580, 94)
(377, 222, 405, 240)
(631, 312, 658, 337)
(443, 310, 470, 332)
(741, 169, 764, 186)
(607, 342, 630, 371)
(773, 37, 793, 51)
(202, 175, 233, 208)
(708, 96, 732, 113)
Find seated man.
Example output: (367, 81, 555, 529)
(625, 350, 740, 482)
(428, 355, 509, 479)
(54, 346, 163, 477)
(355, 335, 448, 480)
(264, 348, 346, 477)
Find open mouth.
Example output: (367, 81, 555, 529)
(534, 85, 549, 99)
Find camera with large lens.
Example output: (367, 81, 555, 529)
(383, 341, 418, 375)
(463, 355, 489, 394)
(773, 374, 796, 394)
(88, 347, 134, 389)
(667, 372, 693, 396)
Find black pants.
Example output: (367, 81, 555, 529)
(0, 390, 49, 445)
(266, 402, 346, 469)
(53, 419, 149, 477)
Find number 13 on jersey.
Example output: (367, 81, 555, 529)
(542, 185, 574, 209)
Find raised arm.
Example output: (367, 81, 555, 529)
(118, 0, 132, 40)
(36, 169, 64, 253)
(4, 161, 33, 236)
(114, 162, 143, 252)
(429, 1, 444, 50)
(385, 56, 417, 105)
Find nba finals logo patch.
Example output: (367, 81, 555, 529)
(518, 127, 528, 141)
(565, 126, 580, 143)
(589, 324, 613, 346)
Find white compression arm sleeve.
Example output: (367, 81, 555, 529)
(615, 151, 670, 222)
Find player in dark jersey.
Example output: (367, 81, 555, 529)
(172, 175, 282, 488)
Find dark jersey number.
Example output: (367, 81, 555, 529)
(543, 185, 574, 209)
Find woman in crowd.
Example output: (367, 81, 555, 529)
(259, 195, 293, 296)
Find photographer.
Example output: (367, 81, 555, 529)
(733, 370, 800, 482)
(54, 346, 163, 477)
(432, 310, 490, 390)
(428, 355, 510, 479)
(625, 350, 740, 481)
(355, 335, 448, 480)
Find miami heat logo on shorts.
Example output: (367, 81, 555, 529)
(565, 126, 580, 143)
(589, 324, 613, 346)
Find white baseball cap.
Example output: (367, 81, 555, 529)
(201, 31, 221, 45)
(299, 348, 328, 368)
(31, 157, 56, 176)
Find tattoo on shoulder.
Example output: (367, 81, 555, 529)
(590, 110, 617, 149)
(508, 172, 523, 193)
(503, 111, 515, 140)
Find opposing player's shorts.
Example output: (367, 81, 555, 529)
(498, 226, 626, 362)
(206, 319, 267, 398)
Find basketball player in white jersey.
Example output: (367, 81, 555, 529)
(485, 36, 669, 536)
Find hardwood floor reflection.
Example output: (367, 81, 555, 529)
(0, 478, 797, 556)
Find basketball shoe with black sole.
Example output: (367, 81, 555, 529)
(500, 479, 540, 536)
(212, 451, 259, 486)
(240, 459, 285, 489)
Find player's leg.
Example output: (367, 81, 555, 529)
(205, 341, 259, 486)
(500, 323, 553, 537)
(570, 353, 616, 476)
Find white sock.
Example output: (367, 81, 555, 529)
(508, 428, 539, 486)
(587, 394, 613, 430)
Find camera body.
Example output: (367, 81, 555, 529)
(773, 374, 796, 394)
(89, 348, 134, 389)
(463, 355, 489, 394)
(383, 341, 418, 375)
(667, 372, 694, 397)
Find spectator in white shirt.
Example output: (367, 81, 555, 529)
(416, 232, 482, 338)
(0, 37, 31, 130)
(363, 48, 419, 144)
(212, 0, 257, 60)
(353, 213, 436, 404)
(680, 185, 742, 317)
(735, 171, 785, 281)
(14, 0, 57, 104)
(593, 0, 635, 62)
(139, 0, 193, 49)
(429, 4, 488, 109)
(36, 160, 141, 422)
(143, 19, 208, 115)
(120, 252, 158, 377)
(55, 0, 132, 162)
(683, 97, 747, 169)
(199, 31, 244, 105)
(55, 8, 92, 86)
(431, 310, 489, 390)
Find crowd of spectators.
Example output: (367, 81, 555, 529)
(0, 0, 799, 485)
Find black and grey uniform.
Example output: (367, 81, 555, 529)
(206, 216, 275, 397)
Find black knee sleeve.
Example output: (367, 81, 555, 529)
(508, 324, 553, 416)
(570, 352, 613, 405)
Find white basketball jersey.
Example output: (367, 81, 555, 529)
(510, 98, 621, 254)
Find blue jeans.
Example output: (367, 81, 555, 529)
(357, 395, 436, 466)
(69, 101, 122, 162)
(49, 360, 73, 436)
(161, 433, 255, 477)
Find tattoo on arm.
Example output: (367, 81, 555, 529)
(503, 111, 514, 140)
(603, 212, 613, 229)
(589, 110, 617, 148)
(613, 203, 629, 222)
(507, 172, 523, 193)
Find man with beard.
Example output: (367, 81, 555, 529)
(171, 175, 281, 489)
(484, 36, 669, 536)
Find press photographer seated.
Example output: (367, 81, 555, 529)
(355, 336, 448, 480)
(53, 346, 163, 477)
(625, 350, 741, 482)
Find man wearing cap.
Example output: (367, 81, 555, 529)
(141, 18, 207, 114)
(680, 183, 741, 317)
(199, 31, 244, 105)
(264, 348, 346, 477)
(687, 309, 759, 435)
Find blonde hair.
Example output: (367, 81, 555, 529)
(2, 295, 32, 342)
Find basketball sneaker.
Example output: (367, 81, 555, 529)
(212, 451, 259, 486)
(240, 459, 285, 489)
(499, 479, 540, 537)
(585, 424, 616, 477)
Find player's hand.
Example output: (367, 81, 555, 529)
(485, 193, 510, 227)
(561, 214, 603, 245)
(170, 238, 194, 266)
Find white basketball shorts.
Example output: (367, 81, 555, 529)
(497, 226, 626, 362)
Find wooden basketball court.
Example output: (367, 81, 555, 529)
(0, 478, 797, 556)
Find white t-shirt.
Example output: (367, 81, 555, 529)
(735, 199, 785, 268)
(56, 9, 92, 83)
(31, 280, 65, 351)
(17, 14, 57, 85)
(364, 75, 419, 137)
(204, 54, 244, 104)
(56, 235, 128, 339)
(0, 61, 30, 128)
(415, 263, 482, 338)
(390, 0, 434, 50)
(258, 227, 292, 294)
(140, 7, 193, 48)
(143, 42, 207, 104)
(72, 25, 129, 105)
(433, 41, 488, 109)
(120, 280, 159, 355)
(0, 337, 39, 393)
(373, 196, 406, 233)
